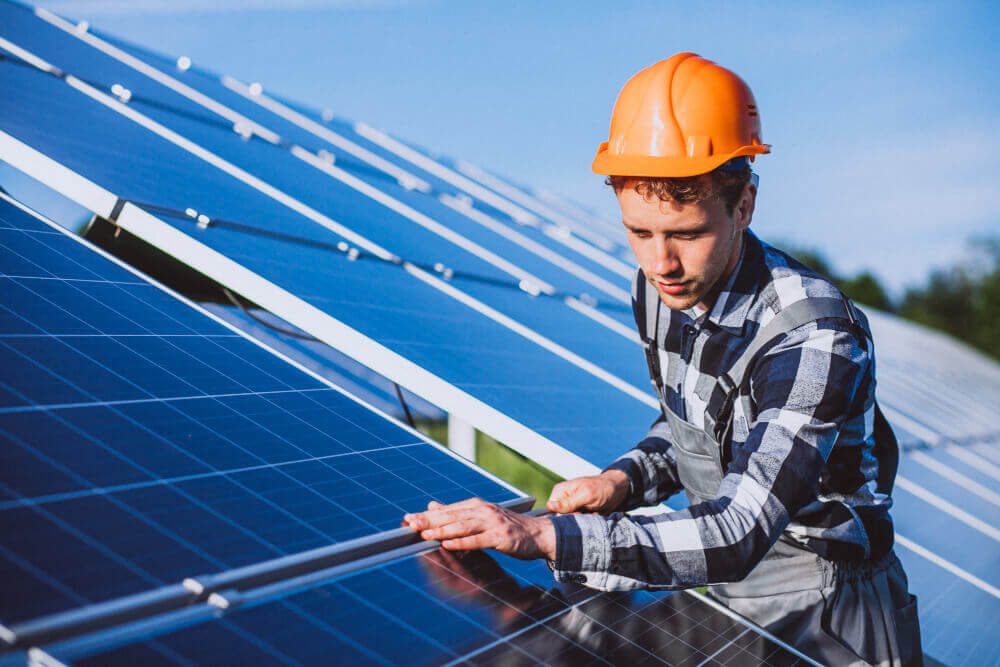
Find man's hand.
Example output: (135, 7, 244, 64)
(546, 469, 630, 514)
(403, 498, 556, 560)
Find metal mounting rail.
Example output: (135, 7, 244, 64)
(2, 496, 535, 650)
(24, 531, 495, 666)
(183, 495, 536, 596)
(2, 584, 194, 650)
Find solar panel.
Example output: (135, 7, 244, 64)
(32, 549, 808, 666)
(14, 4, 640, 334)
(0, 3, 659, 479)
(868, 310, 1000, 444)
(0, 191, 523, 632)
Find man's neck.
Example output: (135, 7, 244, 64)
(694, 231, 744, 315)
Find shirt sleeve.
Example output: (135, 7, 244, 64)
(603, 416, 685, 511)
(549, 322, 870, 590)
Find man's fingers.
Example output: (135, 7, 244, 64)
(420, 519, 482, 542)
(404, 498, 493, 531)
(546, 481, 580, 512)
(548, 480, 598, 513)
(441, 533, 492, 551)
(405, 506, 463, 530)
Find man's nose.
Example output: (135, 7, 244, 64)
(651, 239, 681, 276)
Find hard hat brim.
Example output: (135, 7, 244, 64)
(591, 143, 771, 178)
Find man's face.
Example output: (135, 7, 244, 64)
(617, 179, 753, 312)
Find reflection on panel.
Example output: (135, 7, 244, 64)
(38, 549, 805, 666)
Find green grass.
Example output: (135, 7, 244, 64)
(413, 419, 448, 447)
(475, 432, 563, 509)
(411, 419, 563, 509)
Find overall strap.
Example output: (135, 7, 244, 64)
(705, 293, 898, 496)
(718, 296, 857, 397)
(634, 273, 665, 395)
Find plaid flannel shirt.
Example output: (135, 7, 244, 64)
(549, 230, 893, 590)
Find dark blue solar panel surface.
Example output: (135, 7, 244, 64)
(0, 194, 520, 625)
(201, 302, 446, 422)
(0, 3, 659, 470)
(38, 550, 804, 667)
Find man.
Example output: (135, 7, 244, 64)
(404, 52, 921, 665)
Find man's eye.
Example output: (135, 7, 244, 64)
(674, 234, 699, 241)
(631, 230, 651, 238)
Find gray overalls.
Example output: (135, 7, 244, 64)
(638, 289, 923, 666)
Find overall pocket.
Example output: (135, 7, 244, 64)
(665, 409, 725, 502)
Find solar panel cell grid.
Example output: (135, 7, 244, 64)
(0, 194, 521, 627)
(39, 550, 805, 667)
(200, 301, 447, 421)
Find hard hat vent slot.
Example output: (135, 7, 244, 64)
(686, 136, 713, 157)
(747, 104, 758, 117)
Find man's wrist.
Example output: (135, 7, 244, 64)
(532, 516, 557, 561)
(600, 468, 629, 486)
(599, 468, 631, 509)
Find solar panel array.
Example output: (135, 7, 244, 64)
(0, 171, 808, 666)
(1, 0, 998, 663)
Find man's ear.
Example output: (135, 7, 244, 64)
(735, 181, 756, 231)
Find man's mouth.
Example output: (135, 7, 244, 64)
(657, 280, 688, 295)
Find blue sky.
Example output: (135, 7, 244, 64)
(31, 1, 1000, 294)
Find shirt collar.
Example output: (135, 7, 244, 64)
(682, 230, 763, 335)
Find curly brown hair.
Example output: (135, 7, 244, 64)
(606, 165, 752, 215)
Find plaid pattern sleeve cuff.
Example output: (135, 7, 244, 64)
(602, 457, 641, 509)
(549, 513, 612, 590)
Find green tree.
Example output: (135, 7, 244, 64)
(899, 239, 1000, 360)
(840, 272, 894, 312)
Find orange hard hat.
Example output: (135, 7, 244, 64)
(592, 52, 770, 177)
